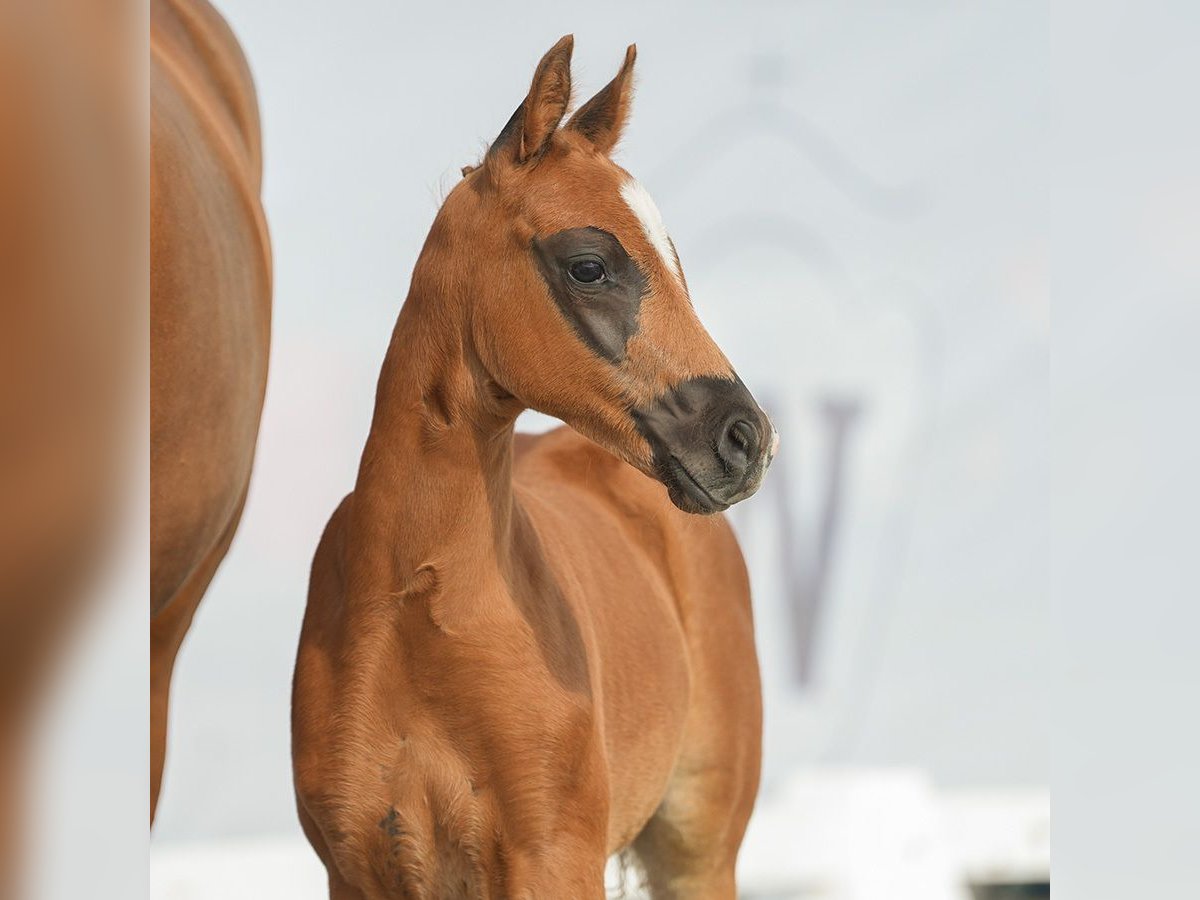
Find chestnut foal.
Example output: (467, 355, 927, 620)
(292, 37, 775, 899)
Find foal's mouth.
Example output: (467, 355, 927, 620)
(663, 455, 730, 515)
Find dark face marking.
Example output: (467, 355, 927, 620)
(631, 375, 772, 515)
(532, 227, 646, 363)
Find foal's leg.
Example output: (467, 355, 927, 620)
(631, 518, 763, 900)
(294, 801, 367, 900)
(507, 842, 608, 900)
(630, 761, 751, 900)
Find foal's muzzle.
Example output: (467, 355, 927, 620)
(632, 375, 776, 515)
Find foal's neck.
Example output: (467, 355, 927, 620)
(348, 279, 521, 597)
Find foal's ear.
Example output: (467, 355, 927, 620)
(566, 44, 636, 155)
(488, 34, 574, 166)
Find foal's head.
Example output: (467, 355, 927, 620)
(428, 36, 775, 513)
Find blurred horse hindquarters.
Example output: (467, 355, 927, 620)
(149, 0, 271, 822)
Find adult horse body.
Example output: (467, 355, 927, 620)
(150, 0, 270, 820)
(293, 38, 773, 898)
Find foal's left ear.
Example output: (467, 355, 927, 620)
(489, 35, 574, 166)
(566, 44, 637, 155)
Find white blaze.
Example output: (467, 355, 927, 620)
(620, 177, 682, 285)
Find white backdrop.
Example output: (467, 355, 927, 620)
(153, 0, 1048, 847)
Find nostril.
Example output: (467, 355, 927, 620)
(728, 420, 756, 456)
(718, 419, 759, 474)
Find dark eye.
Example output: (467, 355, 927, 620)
(568, 258, 606, 284)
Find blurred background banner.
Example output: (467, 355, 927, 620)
(151, 1, 1049, 897)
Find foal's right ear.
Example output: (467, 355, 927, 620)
(488, 35, 574, 167)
